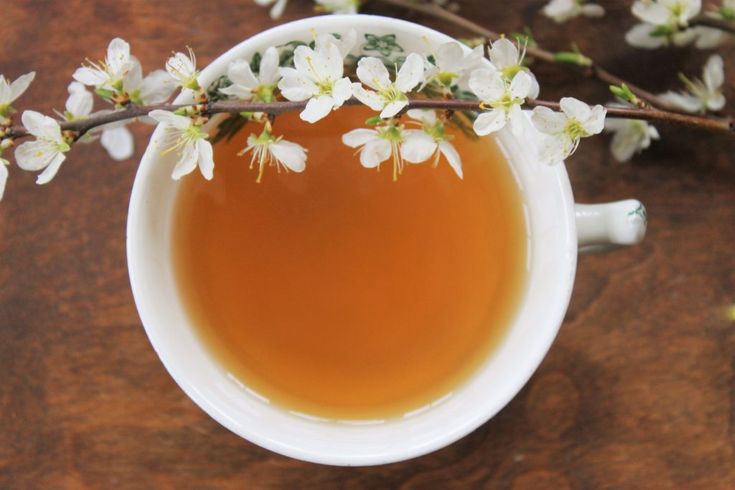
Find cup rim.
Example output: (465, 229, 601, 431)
(127, 14, 578, 466)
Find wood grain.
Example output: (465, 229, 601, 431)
(1, 1, 734, 488)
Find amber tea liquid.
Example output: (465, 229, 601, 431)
(173, 107, 527, 419)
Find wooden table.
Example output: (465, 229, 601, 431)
(2, 1, 734, 488)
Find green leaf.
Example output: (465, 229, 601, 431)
(553, 51, 592, 66)
(365, 115, 383, 125)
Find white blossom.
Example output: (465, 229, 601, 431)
(315, 30, 357, 58)
(63, 82, 135, 161)
(239, 128, 307, 183)
(0, 72, 35, 116)
(73, 38, 135, 91)
(531, 97, 606, 163)
(352, 54, 425, 119)
(342, 124, 407, 179)
(486, 38, 540, 99)
(605, 116, 660, 162)
(402, 109, 463, 178)
(149, 110, 214, 180)
(692, 0, 735, 48)
(278, 39, 352, 123)
(221, 47, 281, 102)
(626, 0, 701, 49)
(15, 111, 71, 184)
(659, 54, 725, 113)
(64, 82, 94, 120)
(542, 0, 605, 23)
(315, 0, 360, 14)
(423, 41, 484, 93)
(469, 68, 532, 136)
(0, 139, 12, 200)
(255, 0, 288, 19)
(123, 58, 175, 105)
(166, 47, 200, 91)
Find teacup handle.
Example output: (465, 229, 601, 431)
(575, 199, 647, 253)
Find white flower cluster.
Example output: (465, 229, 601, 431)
(625, 0, 735, 49)
(11, 38, 214, 188)
(212, 30, 604, 180)
(541, 0, 605, 23)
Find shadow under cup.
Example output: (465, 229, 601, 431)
(127, 15, 577, 465)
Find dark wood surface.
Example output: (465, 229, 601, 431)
(2, 1, 734, 488)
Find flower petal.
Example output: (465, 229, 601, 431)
(331, 77, 353, 105)
(21, 110, 62, 141)
(631, 1, 670, 24)
(488, 38, 518, 69)
(271, 140, 307, 172)
(15, 140, 58, 171)
(439, 141, 463, 179)
(138, 70, 176, 104)
(0, 163, 7, 200)
(435, 42, 465, 73)
(400, 130, 436, 163)
(101, 125, 134, 161)
(356, 57, 390, 90)
(395, 53, 425, 92)
(581, 4, 605, 17)
(585, 105, 607, 135)
(659, 91, 701, 113)
(473, 109, 507, 136)
(278, 67, 318, 101)
(65, 82, 93, 117)
(351, 84, 385, 111)
(72, 67, 108, 87)
(359, 139, 391, 168)
(171, 143, 198, 180)
(148, 109, 191, 130)
(560, 97, 592, 121)
(509, 71, 532, 99)
(9, 72, 35, 102)
(531, 106, 567, 134)
(35, 152, 66, 185)
(106, 38, 132, 77)
(703, 54, 724, 92)
(322, 41, 345, 80)
(469, 68, 504, 102)
(197, 140, 214, 180)
(625, 23, 668, 49)
(227, 59, 259, 90)
(342, 128, 379, 148)
(380, 99, 408, 119)
(258, 46, 281, 86)
(300, 95, 335, 123)
(508, 104, 525, 136)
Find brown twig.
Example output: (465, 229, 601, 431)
(690, 15, 735, 35)
(4, 98, 732, 141)
(373, 0, 671, 109)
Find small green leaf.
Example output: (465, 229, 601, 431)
(609, 83, 640, 106)
(365, 115, 383, 125)
(553, 51, 592, 66)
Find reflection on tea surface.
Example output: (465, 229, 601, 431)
(173, 107, 527, 419)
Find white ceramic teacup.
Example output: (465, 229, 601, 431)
(127, 15, 646, 466)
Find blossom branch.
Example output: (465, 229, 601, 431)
(373, 0, 671, 109)
(5, 97, 732, 142)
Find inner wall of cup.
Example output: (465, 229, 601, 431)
(128, 15, 576, 465)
